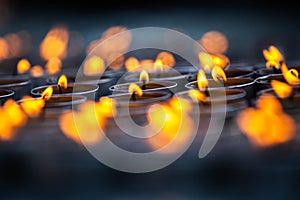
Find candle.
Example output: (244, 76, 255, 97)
(31, 75, 99, 100)
(0, 77, 31, 100)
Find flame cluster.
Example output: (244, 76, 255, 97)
(125, 51, 175, 72)
(85, 26, 131, 73)
(0, 97, 45, 141)
(146, 96, 194, 154)
(237, 94, 296, 147)
(59, 97, 116, 145)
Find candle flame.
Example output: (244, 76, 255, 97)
(188, 89, 206, 102)
(3, 99, 27, 127)
(30, 65, 44, 77)
(198, 52, 229, 71)
(128, 83, 143, 96)
(42, 86, 53, 101)
(45, 57, 62, 75)
(139, 70, 149, 83)
(263, 45, 284, 69)
(197, 69, 208, 89)
(58, 74, 68, 89)
(271, 80, 293, 99)
(17, 58, 31, 74)
(125, 57, 140, 72)
(20, 96, 45, 118)
(154, 59, 164, 72)
(0, 108, 14, 141)
(237, 94, 295, 147)
(283, 67, 300, 85)
(84, 55, 105, 75)
(156, 51, 175, 68)
(212, 66, 227, 82)
(146, 97, 194, 154)
(40, 26, 69, 61)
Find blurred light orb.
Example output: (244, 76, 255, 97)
(199, 31, 228, 54)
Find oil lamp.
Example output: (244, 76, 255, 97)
(31, 74, 99, 100)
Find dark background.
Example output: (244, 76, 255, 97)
(2, 0, 300, 63)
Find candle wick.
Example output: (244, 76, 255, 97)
(204, 88, 209, 97)
(132, 92, 136, 101)
(142, 80, 146, 90)
(58, 84, 63, 94)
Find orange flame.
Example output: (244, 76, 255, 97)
(58, 74, 68, 89)
(237, 94, 295, 147)
(156, 51, 175, 68)
(212, 66, 227, 82)
(128, 83, 143, 96)
(263, 45, 284, 69)
(30, 65, 44, 77)
(146, 97, 194, 154)
(188, 89, 206, 102)
(20, 96, 45, 118)
(17, 58, 31, 74)
(139, 70, 149, 83)
(45, 57, 62, 75)
(198, 52, 229, 71)
(42, 86, 53, 101)
(283, 67, 300, 85)
(0, 108, 14, 141)
(83, 55, 105, 75)
(154, 59, 164, 71)
(0, 37, 9, 61)
(125, 57, 140, 72)
(40, 26, 69, 60)
(271, 80, 293, 99)
(95, 97, 116, 118)
(3, 99, 27, 127)
(197, 69, 208, 89)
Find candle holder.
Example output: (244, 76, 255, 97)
(185, 77, 255, 104)
(254, 74, 289, 93)
(31, 84, 99, 100)
(123, 70, 192, 92)
(0, 89, 15, 105)
(46, 75, 113, 99)
(109, 81, 177, 95)
(176, 88, 247, 117)
(0, 77, 31, 100)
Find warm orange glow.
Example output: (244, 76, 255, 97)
(188, 89, 206, 102)
(45, 57, 62, 75)
(237, 94, 295, 147)
(3, 99, 27, 127)
(5, 33, 22, 58)
(0, 37, 9, 60)
(146, 97, 194, 154)
(30, 65, 44, 77)
(128, 83, 143, 96)
(58, 74, 68, 89)
(154, 59, 164, 71)
(198, 52, 214, 71)
(41, 86, 53, 101)
(95, 96, 116, 118)
(125, 57, 140, 72)
(199, 31, 228, 54)
(198, 52, 229, 71)
(83, 55, 105, 75)
(139, 70, 149, 83)
(271, 80, 293, 99)
(59, 111, 81, 144)
(212, 66, 227, 82)
(169, 96, 192, 113)
(197, 69, 208, 89)
(263, 45, 284, 69)
(0, 109, 14, 141)
(283, 68, 300, 85)
(140, 59, 154, 72)
(107, 53, 124, 71)
(20, 96, 45, 118)
(156, 51, 175, 68)
(40, 26, 69, 60)
(17, 58, 31, 74)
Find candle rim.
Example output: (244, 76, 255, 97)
(185, 78, 254, 90)
(0, 78, 31, 88)
(109, 81, 177, 93)
(0, 89, 15, 99)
